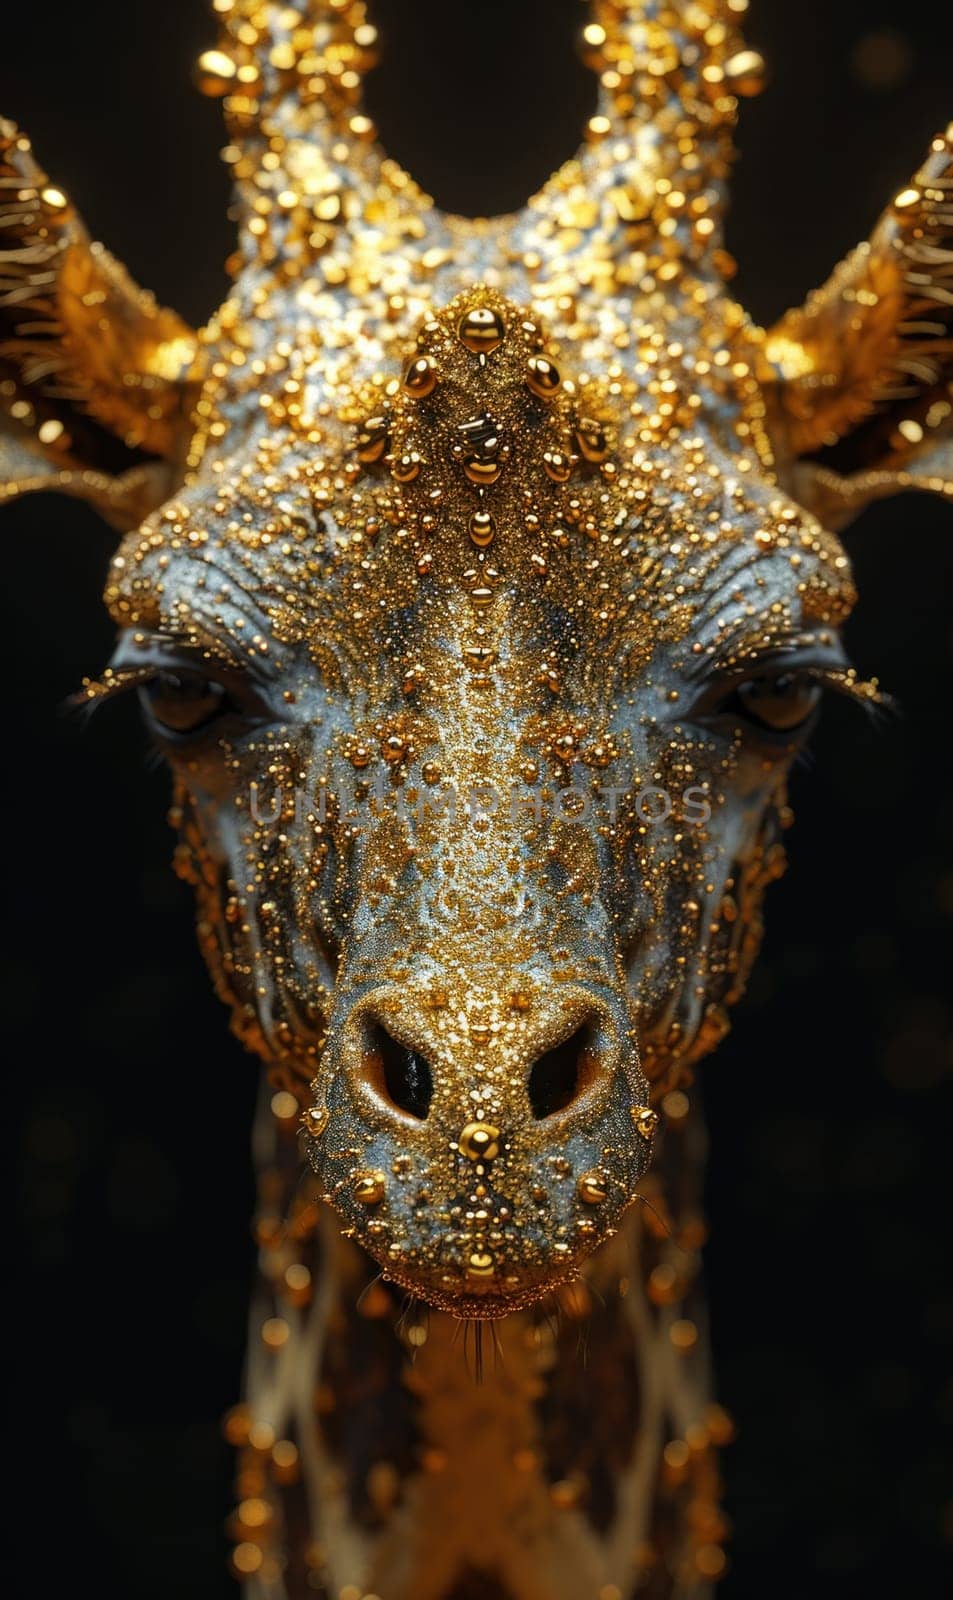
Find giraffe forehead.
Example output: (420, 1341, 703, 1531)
(108, 289, 855, 663)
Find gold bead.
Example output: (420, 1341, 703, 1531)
(574, 417, 610, 464)
(458, 307, 505, 354)
(356, 416, 389, 464)
(458, 1121, 501, 1162)
(392, 450, 423, 484)
(577, 1169, 609, 1205)
(469, 510, 495, 548)
(526, 355, 561, 400)
(353, 1170, 387, 1206)
(403, 356, 437, 397)
(467, 1251, 495, 1278)
(632, 1105, 660, 1140)
(463, 456, 502, 485)
(543, 449, 573, 484)
(723, 49, 767, 96)
(302, 1105, 329, 1138)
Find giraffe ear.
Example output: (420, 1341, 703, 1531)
(0, 119, 203, 530)
(756, 127, 952, 531)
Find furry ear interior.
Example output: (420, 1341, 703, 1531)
(756, 127, 952, 530)
(0, 119, 203, 529)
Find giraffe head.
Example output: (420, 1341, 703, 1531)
(2, 2, 949, 1317)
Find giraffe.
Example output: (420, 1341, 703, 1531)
(2, 3, 950, 1596)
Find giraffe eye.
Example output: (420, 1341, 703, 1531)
(141, 670, 231, 735)
(735, 673, 822, 732)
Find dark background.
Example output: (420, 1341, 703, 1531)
(4, 1, 951, 1595)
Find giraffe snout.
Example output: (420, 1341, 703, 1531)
(303, 979, 657, 1315)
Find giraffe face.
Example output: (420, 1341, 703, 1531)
(102, 288, 861, 1315)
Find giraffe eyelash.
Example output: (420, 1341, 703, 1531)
(72, 663, 159, 711)
(803, 664, 889, 712)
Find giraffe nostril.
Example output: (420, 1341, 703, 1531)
(364, 1019, 434, 1121)
(528, 1017, 599, 1120)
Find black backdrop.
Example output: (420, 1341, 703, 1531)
(4, 2, 952, 1595)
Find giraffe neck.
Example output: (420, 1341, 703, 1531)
(229, 1086, 730, 1599)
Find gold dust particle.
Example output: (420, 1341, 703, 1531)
(270, 1089, 299, 1121)
(261, 1317, 290, 1350)
(231, 1543, 263, 1575)
(662, 1089, 690, 1122)
(670, 1318, 699, 1351)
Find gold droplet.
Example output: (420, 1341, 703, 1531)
(526, 355, 561, 400)
(723, 49, 767, 96)
(403, 356, 437, 398)
(302, 1105, 329, 1138)
(458, 306, 505, 354)
(469, 585, 495, 608)
(574, 417, 610, 463)
(392, 450, 423, 484)
(195, 48, 237, 96)
(632, 1105, 659, 1140)
(421, 762, 442, 785)
(353, 1170, 387, 1206)
(467, 1251, 495, 1278)
(577, 1169, 609, 1205)
(469, 510, 495, 548)
(543, 449, 573, 484)
(894, 186, 921, 211)
(463, 456, 502, 485)
(356, 416, 389, 464)
(458, 1121, 501, 1162)
(463, 644, 497, 669)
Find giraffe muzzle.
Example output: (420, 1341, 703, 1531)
(302, 979, 657, 1316)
